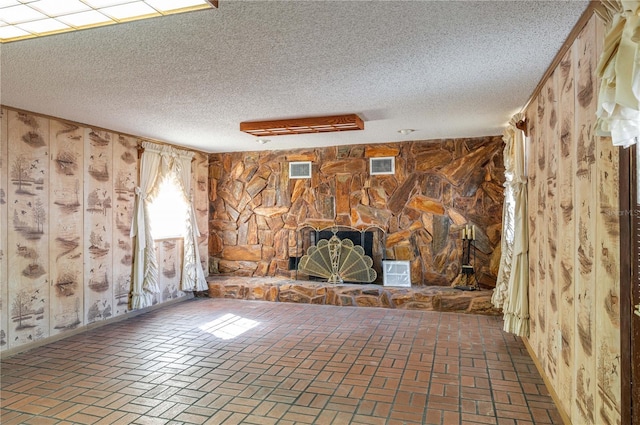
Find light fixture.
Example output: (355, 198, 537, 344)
(255, 138, 270, 145)
(240, 114, 364, 137)
(0, 0, 217, 43)
(398, 129, 415, 135)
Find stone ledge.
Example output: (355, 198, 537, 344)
(207, 275, 500, 315)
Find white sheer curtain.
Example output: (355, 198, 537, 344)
(493, 114, 529, 337)
(595, 0, 640, 147)
(131, 142, 207, 309)
(492, 120, 517, 308)
(176, 153, 207, 292)
(130, 142, 163, 309)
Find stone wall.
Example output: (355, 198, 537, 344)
(209, 136, 505, 287)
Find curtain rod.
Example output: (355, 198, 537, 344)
(137, 145, 197, 162)
(515, 118, 528, 137)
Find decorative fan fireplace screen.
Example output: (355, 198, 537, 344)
(297, 233, 377, 283)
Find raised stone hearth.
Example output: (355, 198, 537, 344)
(207, 275, 500, 315)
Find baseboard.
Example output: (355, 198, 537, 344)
(521, 337, 572, 425)
(0, 294, 192, 359)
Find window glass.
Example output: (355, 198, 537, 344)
(148, 174, 188, 239)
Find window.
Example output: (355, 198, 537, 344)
(147, 174, 189, 240)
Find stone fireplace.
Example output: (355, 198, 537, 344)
(209, 136, 505, 287)
(292, 226, 385, 283)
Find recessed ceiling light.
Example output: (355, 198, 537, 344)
(397, 129, 415, 135)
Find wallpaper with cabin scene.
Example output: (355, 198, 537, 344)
(525, 14, 621, 425)
(0, 107, 208, 352)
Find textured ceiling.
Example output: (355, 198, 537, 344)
(1, 0, 589, 153)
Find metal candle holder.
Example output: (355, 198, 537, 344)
(457, 225, 477, 291)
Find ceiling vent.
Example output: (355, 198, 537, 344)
(240, 114, 364, 137)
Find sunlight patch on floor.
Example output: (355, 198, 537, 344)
(199, 313, 259, 340)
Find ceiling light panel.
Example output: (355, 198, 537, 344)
(0, 24, 27, 37)
(99, 2, 157, 21)
(0, 0, 214, 42)
(29, 0, 90, 16)
(17, 17, 69, 33)
(0, 4, 46, 23)
(82, 0, 131, 7)
(57, 10, 110, 27)
(145, 0, 210, 12)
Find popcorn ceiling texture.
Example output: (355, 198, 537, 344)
(1, 1, 588, 153)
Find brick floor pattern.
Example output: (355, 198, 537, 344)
(1, 299, 562, 425)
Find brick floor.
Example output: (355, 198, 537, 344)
(1, 299, 562, 424)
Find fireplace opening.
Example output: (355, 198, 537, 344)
(316, 230, 373, 258)
(288, 256, 300, 270)
(295, 226, 386, 284)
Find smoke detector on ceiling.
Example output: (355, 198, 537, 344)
(397, 129, 415, 135)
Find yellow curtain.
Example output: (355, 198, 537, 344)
(595, 0, 640, 147)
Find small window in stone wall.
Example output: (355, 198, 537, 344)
(370, 157, 395, 175)
(289, 161, 312, 179)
